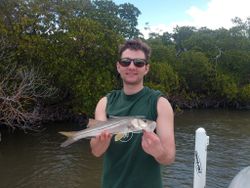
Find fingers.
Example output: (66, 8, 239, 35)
(100, 131, 112, 141)
(90, 131, 112, 157)
(142, 131, 161, 152)
(142, 131, 151, 145)
(142, 131, 153, 149)
(142, 130, 158, 142)
(95, 131, 112, 142)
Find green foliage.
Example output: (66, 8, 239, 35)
(148, 19, 250, 108)
(174, 51, 212, 93)
(148, 40, 176, 64)
(1, 0, 250, 122)
(239, 84, 250, 104)
(219, 50, 250, 85)
(42, 18, 122, 114)
(172, 26, 196, 52)
(145, 62, 179, 95)
(213, 74, 238, 101)
(0, 0, 134, 116)
(89, 0, 141, 38)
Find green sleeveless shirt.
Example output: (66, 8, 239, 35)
(102, 87, 164, 188)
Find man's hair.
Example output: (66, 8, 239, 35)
(118, 39, 151, 61)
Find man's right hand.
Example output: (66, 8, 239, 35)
(90, 131, 112, 157)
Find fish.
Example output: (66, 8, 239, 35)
(59, 116, 156, 147)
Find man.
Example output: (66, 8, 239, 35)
(90, 39, 175, 188)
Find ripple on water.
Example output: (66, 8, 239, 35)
(0, 110, 250, 188)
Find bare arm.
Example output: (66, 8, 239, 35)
(142, 97, 176, 165)
(90, 97, 112, 157)
(94, 96, 108, 122)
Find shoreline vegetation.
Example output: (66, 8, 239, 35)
(0, 0, 249, 131)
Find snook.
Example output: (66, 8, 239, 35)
(59, 117, 156, 147)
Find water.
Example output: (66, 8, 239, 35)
(163, 110, 250, 188)
(0, 110, 250, 188)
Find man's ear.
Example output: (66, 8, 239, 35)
(116, 62, 121, 74)
(145, 64, 150, 75)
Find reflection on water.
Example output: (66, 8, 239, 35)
(0, 126, 102, 188)
(163, 110, 250, 188)
(0, 110, 250, 188)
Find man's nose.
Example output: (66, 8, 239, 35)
(128, 61, 136, 68)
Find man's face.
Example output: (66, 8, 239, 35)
(117, 49, 149, 86)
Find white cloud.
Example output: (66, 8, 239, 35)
(186, 0, 250, 29)
(141, 0, 250, 38)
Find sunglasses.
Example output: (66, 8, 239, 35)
(119, 58, 147, 68)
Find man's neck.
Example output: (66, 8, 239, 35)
(123, 84, 144, 95)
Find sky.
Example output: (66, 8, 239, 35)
(113, 0, 250, 38)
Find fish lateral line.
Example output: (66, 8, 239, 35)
(59, 117, 156, 147)
(59, 119, 128, 139)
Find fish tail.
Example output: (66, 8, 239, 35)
(60, 138, 76, 147)
(59, 131, 76, 138)
(59, 131, 78, 147)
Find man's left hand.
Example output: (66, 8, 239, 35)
(141, 131, 164, 159)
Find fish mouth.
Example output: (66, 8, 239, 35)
(148, 121, 157, 131)
(131, 118, 154, 131)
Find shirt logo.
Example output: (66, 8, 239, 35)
(114, 132, 134, 143)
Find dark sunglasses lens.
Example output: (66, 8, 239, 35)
(133, 60, 146, 67)
(119, 59, 146, 67)
(119, 59, 131, 67)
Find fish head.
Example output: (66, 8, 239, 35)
(131, 118, 156, 132)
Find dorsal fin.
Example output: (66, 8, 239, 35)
(109, 115, 145, 119)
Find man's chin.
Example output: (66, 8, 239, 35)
(123, 79, 141, 85)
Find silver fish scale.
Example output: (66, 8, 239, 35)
(75, 118, 133, 138)
(59, 117, 156, 147)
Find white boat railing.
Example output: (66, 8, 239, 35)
(193, 128, 210, 188)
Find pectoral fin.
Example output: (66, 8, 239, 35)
(114, 133, 126, 142)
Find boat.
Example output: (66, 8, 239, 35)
(193, 128, 250, 188)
